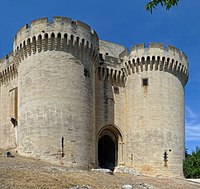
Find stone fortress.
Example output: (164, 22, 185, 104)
(0, 16, 188, 178)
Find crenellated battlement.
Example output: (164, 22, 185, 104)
(97, 65, 126, 87)
(16, 17, 96, 36)
(97, 52, 126, 86)
(120, 43, 187, 65)
(0, 52, 17, 84)
(0, 51, 13, 64)
(14, 17, 99, 65)
(13, 16, 99, 51)
(100, 54, 122, 67)
(120, 42, 188, 86)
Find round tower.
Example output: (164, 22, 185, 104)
(122, 43, 188, 177)
(14, 17, 99, 168)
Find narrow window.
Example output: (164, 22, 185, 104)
(113, 86, 119, 94)
(99, 53, 103, 60)
(61, 137, 64, 157)
(9, 87, 18, 127)
(142, 78, 148, 86)
(163, 150, 168, 167)
(84, 68, 90, 78)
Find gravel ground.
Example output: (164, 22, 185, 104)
(0, 150, 199, 189)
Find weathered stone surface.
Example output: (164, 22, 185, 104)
(0, 16, 188, 178)
(70, 186, 91, 189)
(91, 168, 113, 174)
(122, 184, 133, 189)
(114, 166, 140, 176)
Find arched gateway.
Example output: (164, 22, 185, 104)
(97, 125, 123, 171)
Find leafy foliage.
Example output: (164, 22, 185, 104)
(183, 147, 200, 178)
(145, 0, 179, 13)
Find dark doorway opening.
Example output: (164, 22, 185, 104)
(98, 135, 116, 171)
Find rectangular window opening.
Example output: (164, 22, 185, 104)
(84, 68, 90, 78)
(142, 78, 148, 86)
(9, 87, 18, 120)
(113, 86, 119, 94)
(61, 137, 64, 157)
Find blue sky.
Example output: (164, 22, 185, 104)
(0, 0, 199, 153)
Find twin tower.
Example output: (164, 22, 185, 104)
(0, 17, 188, 177)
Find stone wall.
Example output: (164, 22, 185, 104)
(125, 71, 184, 177)
(0, 17, 188, 177)
(121, 43, 187, 177)
(15, 17, 98, 169)
(0, 56, 18, 149)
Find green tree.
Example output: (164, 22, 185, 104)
(145, 0, 179, 13)
(183, 147, 200, 178)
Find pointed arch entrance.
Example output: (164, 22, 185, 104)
(97, 125, 123, 171)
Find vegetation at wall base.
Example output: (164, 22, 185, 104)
(183, 147, 200, 178)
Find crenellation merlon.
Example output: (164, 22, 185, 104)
(14, 24, 28, 40)
(149, 42, 164, 49)
(99, 40, 125, 58)
(0, 52, 14, 65)
(30, 17, 48, 27)
(53, 16, 71, 23)
(131, 43, 145, 51)
(76, 20, 91, 31)
(99, 53, 124, 71)
(105, 55, 120, 64)
(0, 53, 17, 83)
(168, 45, 188, 61)
(97, 65, 126, 87)
(119, 49, 129, 59)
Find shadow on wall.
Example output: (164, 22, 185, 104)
(96, 75, 123, 171)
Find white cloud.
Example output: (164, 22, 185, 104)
(185, 106, 197, 120)
(186, 124, 200, 141)
(185, 106, 200, 142)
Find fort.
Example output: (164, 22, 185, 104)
(0, 16, 188, 178)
